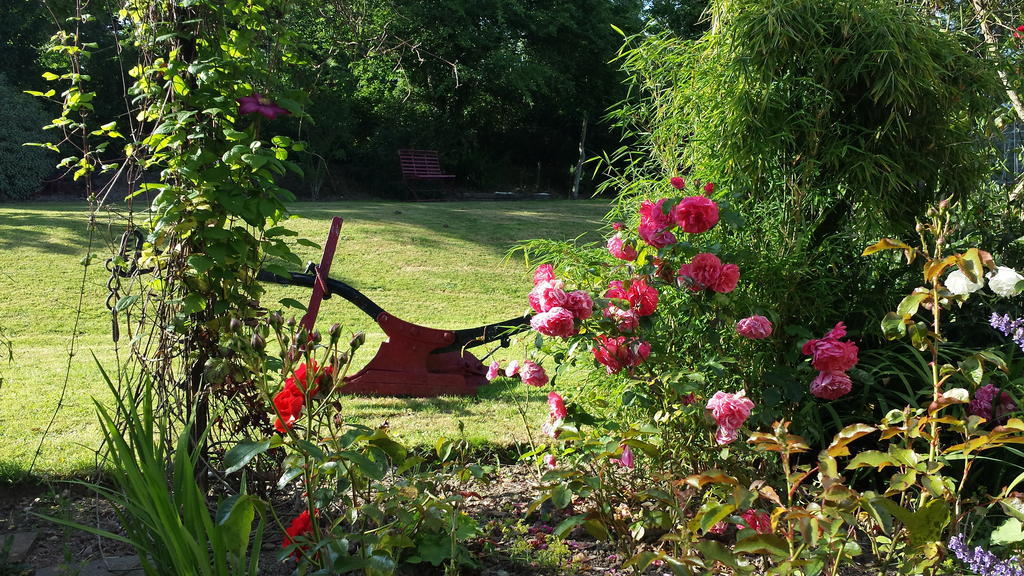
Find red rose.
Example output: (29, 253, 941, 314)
(671, 196, 720, 234)
(739, 510, 771, 534)
(670, 177, 686, 189)
(548, 391, 568, 420)
(603, 304, 639, 332)
(625, 278, 659, 316)
(804, 339, 858, 372)
(282, 509, 315, 558)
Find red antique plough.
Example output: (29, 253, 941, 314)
(257, 217, 530, 396)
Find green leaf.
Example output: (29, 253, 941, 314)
(114, 295, 139, 312)
(188, 254, 215, 274)
(847, 451, 898, 471)
(733, 534, 788, 556)
(897, 291, 929, 317)
(551, 484, 573, 509)
(223, 440, 271, 475)
(552, 514, 587, 538)
(878, 498, 948, 546)
(216, 493, 256, 555)
(991, 517, 1024, 546)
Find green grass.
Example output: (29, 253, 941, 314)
(0, 200, 608, 479)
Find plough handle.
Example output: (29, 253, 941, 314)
(256, 269, 531, 351)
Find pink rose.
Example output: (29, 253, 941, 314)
(713, 263, 740, 293)
(548, 391, 568, 421)
(534, 264, 556, 285)
(612, 444, 635, 469)
(736, 315, 773, 339)
(607, 233, 638, 261)
(604, 280, 628, 300)
(677, 253, 722, 291)
(715, 426, 740, 445)
(708, 521, 728, 535)
(810, 371, 852, 400)
(706, 390, 754, 431)
(520, 361, 548, 387)
(739, 510, 771, 534)
(625, 278, 658, 316)
(825, 322, 847, 340)
(565, 290, 594, 320)
(703, 182, 715, 194)
(486, 360, 501, 381)
(805, 339, 858, 372)
(531, 307, 576, 338)
(505, 360, 520, 377)
(544, 454, 558, 468)
(670, 177, 685, 189)
(671, 196, 720, 234)
(604, 304, 639, 332)
(529, 280, 567, 313)
(638, 199, 677, 248)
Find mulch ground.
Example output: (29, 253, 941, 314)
(1, 463, 884, 575)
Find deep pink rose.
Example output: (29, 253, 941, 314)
(670, 177, 685, 190)
(740, 510, 771, 534)
(237, 93, 290, 120)
(677, 253, 722, 291)
(544, 454, 558, 468)
(805, 339, 858, 372)
(969, 383, 1016, 422)
(505, 360, 520, 377)
(604, 304, 639, 332)
(565, 290, 594, 320)
(736, 315, 773, 339)
(802, 323, 859, 372)
(592, 335, 650, 374)
(713, 263, 740, 293)
(531, 307, 576, 338)
(810, 370, 852, 400)
(548, 392, 568, 421)
(626, 278, 659, 316)
(486, 360, 500, 381)
(534, 264, 556, 285)
(671, 196, 720, 234)
(529, 280, 567, 313)
(520, 361, 548, 387)
(708, 521, 728, 535)
(706, 390, 754, 431)
(638, 199, 677, 248)
(607, 233, 638, 261)
(612, 221, 625, 231)
(604, 280, 628, 300)
(704, 182, 715, 194)
(825, 322, 848, 340)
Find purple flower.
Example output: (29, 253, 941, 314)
(949, 534, 1024, 576)
(236, 93, 290, 120)
(990, 312, 1024, 353)
(969, 384, 1018, 424)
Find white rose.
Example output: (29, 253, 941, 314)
(945, 269, 984, 295)
(987, 266, 1024, 297)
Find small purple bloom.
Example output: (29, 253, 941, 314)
(611, 444, 634, 469)
(236, 93, 290, 120)
(949, 533, 1024, 576)
(990, 312, 1024, 353)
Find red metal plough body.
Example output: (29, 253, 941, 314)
(264, 217, 527, 397)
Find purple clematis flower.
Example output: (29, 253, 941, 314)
(236, 93, 290, 120)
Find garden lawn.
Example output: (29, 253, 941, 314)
(0, 200, 608, 480)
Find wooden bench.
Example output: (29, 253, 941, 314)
(398, 149, 456, 200)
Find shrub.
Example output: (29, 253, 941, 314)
(0, 74, 53, 200)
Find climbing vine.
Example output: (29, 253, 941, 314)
(34, 0, 310, 465)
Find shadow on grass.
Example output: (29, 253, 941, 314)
(294, 200, 610, 258)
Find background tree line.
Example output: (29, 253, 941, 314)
(0, 0, 709, 200)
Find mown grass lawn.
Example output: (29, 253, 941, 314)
(0, 200, 609, 480)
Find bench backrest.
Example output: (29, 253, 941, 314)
(398, 149, 447, 177)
